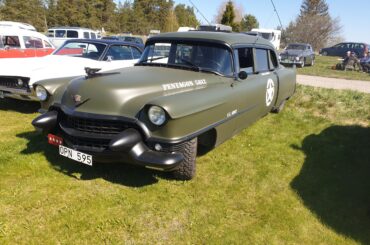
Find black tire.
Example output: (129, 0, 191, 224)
(300, 60, 305, 68)
(271, 99, 286, 113)
(172, 138, 197, 180)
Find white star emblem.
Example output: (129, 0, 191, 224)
(266, 79, 275, 106)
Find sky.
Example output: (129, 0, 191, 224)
(173, 0, 370, 43)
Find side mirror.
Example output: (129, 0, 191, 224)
(238, 71, 248, 80)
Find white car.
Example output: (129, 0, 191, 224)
(0, 39, 143, 101)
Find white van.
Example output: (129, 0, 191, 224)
(47, 27, 100, 48)
(251, 28, 281, 50)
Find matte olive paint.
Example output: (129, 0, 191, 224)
(42, 31, 296, 146)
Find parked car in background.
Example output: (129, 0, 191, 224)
(47, 27, 100, 48)
(251, 28, 281, 50)
(102, 35, 144, 46)
(32, 31, 296, 180)
(279, 43, 315, 68)
(0, 39, 143, 101)
(319, 42, 369, 57)
(0, 27, 55, 58)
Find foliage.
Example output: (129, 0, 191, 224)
(282, 0, 341, 51)
(300, 0, 329, 16)
(0, 0, 199, 34)
(174, 4, 199, 28)
(220, 1, 235, 27)
(0, 86, 369, 244)
(240, 14, 259, 32)
(0, 0, 47, 31)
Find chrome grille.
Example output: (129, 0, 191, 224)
(0, 77, 30, 90)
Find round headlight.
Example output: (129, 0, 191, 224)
(148, 106, 166, 126)
(35, 85, 48, 101)
(295, 56, 300, 61)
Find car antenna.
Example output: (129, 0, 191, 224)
(188, 0, 211, 25)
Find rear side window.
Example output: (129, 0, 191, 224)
(83, 32, 90, 39)
(255, 49, 269, 72)
(238, 48, 254, 74)
(91, 33, 96, 39)
(269, 50, 279, 69)
(67, 31, 78, 38)
(104, 45, 134, 60)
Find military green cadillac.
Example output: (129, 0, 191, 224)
(32, 31, 296, 180)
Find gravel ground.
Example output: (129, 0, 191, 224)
(297, 75, 370, 94)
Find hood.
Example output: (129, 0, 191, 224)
(0, 55, 137, 84)
(281, 49, 304, 56)
(60, 66, 223, 118)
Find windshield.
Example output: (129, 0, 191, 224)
(138, 42, 233, 76)
(54, 41, 106, 60)
(286, 44, 306, 50)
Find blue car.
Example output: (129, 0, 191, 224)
(319, 42, 369, 58)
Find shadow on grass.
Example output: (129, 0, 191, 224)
(291, 125, 370, 244)
(17, 131, 172, 187)
(0, 98, 39, 114)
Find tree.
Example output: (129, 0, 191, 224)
(163, 9, 179, 32)
(300, 0, 329, 16)
(0, 0, 47, 31)
(240, 14, 259, 32)
(174, 4, 199, 28)
(214, 0, 243, 24)
(220, 1, 235, 26)
(282, 0, 342, 50)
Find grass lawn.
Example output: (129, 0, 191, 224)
(0, 86, 369, 244)
(297, 55, 370, 81)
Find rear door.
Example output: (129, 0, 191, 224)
(233, 47, 278, 133)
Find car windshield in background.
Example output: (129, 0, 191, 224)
(139, 42, 233, 76)
(287, 44, 306, 50)
(54, 42, 106, 60)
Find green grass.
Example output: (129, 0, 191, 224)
(0, 86, 369, 244)
(297, 56, 370, 81)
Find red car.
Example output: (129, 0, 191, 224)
(0, 27, 55, 58)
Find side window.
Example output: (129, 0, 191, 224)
(47, 30, 54, 37)
(255, 49, 269, 72)
(0, 36, 4, 48)
(44, 40, 53, 48)
(23, 36, 43, 48)
(67, 31, 78, 38)
(4, 36, 21, 48)
(104, 45, 133, 60)
(83, 32, 90, 39)
(269, 50, 279, 69)
(91, 33, 96, 39)
(131, 47, 142, 59)
(55, 30, 66, 38)
(238, 48, 254, 74)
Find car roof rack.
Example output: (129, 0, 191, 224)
(196, 24, 232, 33)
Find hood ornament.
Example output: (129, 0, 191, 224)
(85, 67, 101, 78)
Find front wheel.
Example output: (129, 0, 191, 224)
(322, 51, 328, 56)
(172, 138, 197, 180)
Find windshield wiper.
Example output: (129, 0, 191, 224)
(139, 56, 167, 63)
(179, 58, 201, 71)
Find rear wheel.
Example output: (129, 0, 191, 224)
(172, 138, 197, 180)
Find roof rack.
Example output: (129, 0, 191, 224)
(197, 24, 232, 33)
